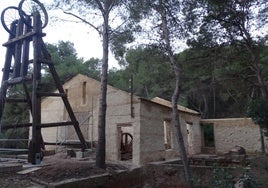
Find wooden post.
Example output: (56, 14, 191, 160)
(0, 22, 17, 126)
(30, 12, 42, 164)
(21, 17, 31, 77)
(0, 6, 88, 164)
(13, 19, 23, 78)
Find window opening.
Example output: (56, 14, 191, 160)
(63, 89, 68, 120)
(163, 120, 171, 149)
(82, 81, 87, 105)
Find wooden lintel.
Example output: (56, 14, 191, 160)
(37, 92, 66, 97)
(41, 121, 76, 128)
(28, 59, 54, 65)
(38, 59, 54, 65)
(1, 121, 76, 130)
(5, 76, 32, 85)
(6, 98, 28, 103)
(1, 123, 32, 130)
(3, 32, 46, 47)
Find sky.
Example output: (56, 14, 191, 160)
(0, 0, 119, 80)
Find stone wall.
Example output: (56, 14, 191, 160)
(39, 74, 100, 150)
(201, 118, 262, 154)
(104, 87, 140, 164)
(180, 113, 202, 155)
(34, 97, 64, 150)
(139, 99, 202, 165)
(39, 74, 203, 166)
(139, 99, 171, 164)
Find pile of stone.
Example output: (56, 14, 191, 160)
(222, 145, 247, 164)
(234, 173, 257, 188)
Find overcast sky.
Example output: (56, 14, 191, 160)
(0, 0, 119, 80)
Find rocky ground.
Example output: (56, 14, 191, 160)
(0, 153, 267, 187)
(0, 153, 130, 187)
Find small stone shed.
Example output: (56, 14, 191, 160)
(37, 74, 265, 166)
(200, 118, 265, 154)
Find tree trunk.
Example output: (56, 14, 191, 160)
(159, 1, 193, 187)
(96, 6, 109, 169)
(172, 69, 193, 188)
(246, 45, 268, 99)
(242, 27, 268, 99)
(260, 127, 265, 154)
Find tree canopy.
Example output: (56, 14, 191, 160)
(43, 41, 101, 92)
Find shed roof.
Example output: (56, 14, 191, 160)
(151, 97, 200, 115)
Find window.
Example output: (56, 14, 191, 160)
(82, 81, 87, 105)
(63, 89, 68, 120)
(163, 120, 171, 149)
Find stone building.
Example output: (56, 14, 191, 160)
(38, 74, 265, 166)
(200, 118, 265, 154)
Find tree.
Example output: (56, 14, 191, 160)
(178, 44, 257, 118)
(130, 0, 194, 186)
(84, 58, 102, 80)
(46, 41, 85, 81)
(43, 41, 101, 92)
(186, 0, 268, 99)
(158, 2, 193, 187)
(0, 86, 29, 151)
(247, 97, 268, 153)
(51, 0, 139, 168)
(112, 45, 174, 99)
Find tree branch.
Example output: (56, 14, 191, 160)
(63, 11, 102, 35)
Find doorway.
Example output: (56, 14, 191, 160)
(186, 122, 194, 154)
(118, 124, 133, 161)
(201, 123, 215, 154)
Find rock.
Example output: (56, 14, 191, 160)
(221, 146, 247, 164)
(234, 173, 255, 188)
(230, 146, 246, 155)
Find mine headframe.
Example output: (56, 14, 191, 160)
(0, 0, 88, 164)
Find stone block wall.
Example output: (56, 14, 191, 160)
(104, 87, 140, 164)
(139, 99, 202, 165)
(201, 118, 262, 154)
(180, 113, 202, 155)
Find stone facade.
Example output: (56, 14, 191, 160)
(38, 74, 202, 166)
(37, 74, 265, 166)
(138, 98, 201, 164)
(200, 118, 262, 154)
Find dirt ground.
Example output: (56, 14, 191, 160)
(0, 153, 268, 187)
(247, 155, 268, 187)
(0, 153, 130, 187)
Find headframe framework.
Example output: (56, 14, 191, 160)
(0, 0, 88, 164)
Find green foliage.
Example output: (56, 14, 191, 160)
(111, 45, 175, 99)
(46, 41, 86, 81)
(109, 41, 268, 119)
(178, 41, 268, 118)
(0, 86, 29, 150)
(42, 41, 101, 92)
(187, 0, 268, 101)
(247, 97, 268, 129)
(210, 165, 234, 188)
(108, 68, 130, 92)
